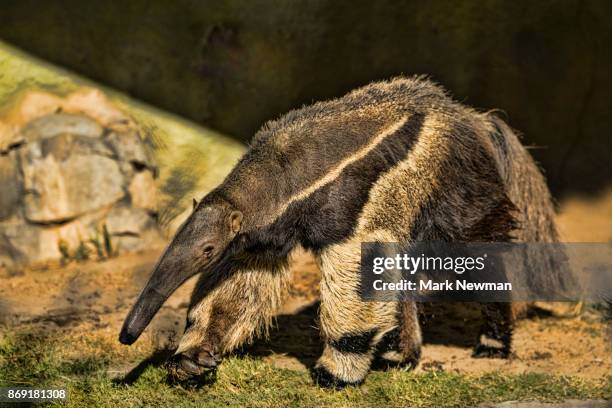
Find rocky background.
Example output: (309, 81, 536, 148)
(0, 41, 245, 268)
(0, 1, 610, 196)
(0, 90, 161, 267)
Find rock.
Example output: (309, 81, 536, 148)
(39, 133, 114, 160)
(128, 170, 157, 212)
(106, 130, 154, 171)
(0, 90, 162, 266)
(20, 113, 103, 142)
(21, 151, 125, 223)
(0, 211, 107, 263)
(0, 89, 135, 154)
(61, 89, 135, 130)
(0, 220, 64, 263)
(113, 234, 152, 252)
(105, 206, 161, 252)
(105, 206, 154, 237)
(17, 114, 125, 223)
(0, 152, 21, 221)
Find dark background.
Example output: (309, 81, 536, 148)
(1, 0, 610, 196)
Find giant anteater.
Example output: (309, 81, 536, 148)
(120, 76, 558, 387)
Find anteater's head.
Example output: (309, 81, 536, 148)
(119, 199, 243, 345)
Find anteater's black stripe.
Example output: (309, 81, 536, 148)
(329, 329, 377, 354)
(247, 113, 424, 253)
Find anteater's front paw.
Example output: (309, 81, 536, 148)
(400, 346, 422, 370)
(374, 327, 421, 370)
(166, 347, 221, 382)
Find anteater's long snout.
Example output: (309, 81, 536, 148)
(119, 286, 167, 345)
(119, 243, 198, 345)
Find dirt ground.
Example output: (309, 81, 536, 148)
(0, 190, 610, 380)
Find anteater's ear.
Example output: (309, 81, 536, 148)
(229, 210, 243, 234)
(192, 198, 198, 211)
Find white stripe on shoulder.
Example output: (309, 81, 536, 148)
(267, 115, 410, 223)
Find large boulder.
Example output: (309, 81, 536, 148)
(0, 94, 162, 267)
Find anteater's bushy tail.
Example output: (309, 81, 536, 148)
(486, 114, 577, 301)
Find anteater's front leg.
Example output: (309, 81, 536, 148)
(169, 258, 291, 378)
(312, 240, 400, 388)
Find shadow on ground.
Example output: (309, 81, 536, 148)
(113, 349, 176, 385)
(243, 301, 491, 369)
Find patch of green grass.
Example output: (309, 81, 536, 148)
(0, 328, 610, 407)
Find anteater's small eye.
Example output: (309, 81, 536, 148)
(203, 245, 214, 255)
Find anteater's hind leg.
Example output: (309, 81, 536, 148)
(312, 239, 405, 388)
(473, 302, 513, 358)
(169, 258, 291, 378)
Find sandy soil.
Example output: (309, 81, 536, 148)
(0, 191, 610, 379)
